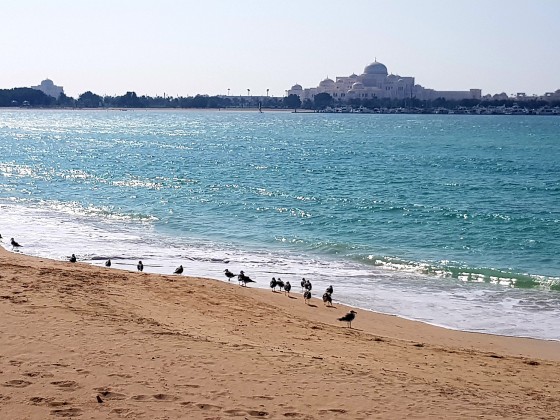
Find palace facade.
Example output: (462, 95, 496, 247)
(31, 79, 64, 99)
(288, 60, 481, 103)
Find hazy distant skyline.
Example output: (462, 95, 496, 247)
(2, 0, 559, 98)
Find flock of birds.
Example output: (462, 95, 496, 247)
(2, 235, 357, 328)
(225, 269, 357, 328)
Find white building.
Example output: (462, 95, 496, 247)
(288, 60, 481, 103)
(31, 79, 64, 98)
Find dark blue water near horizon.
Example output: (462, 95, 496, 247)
(1, 109, 559, 339)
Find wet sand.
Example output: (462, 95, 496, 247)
(1, 247, 559, 419)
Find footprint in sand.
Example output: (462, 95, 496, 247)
(93, 388, 127, 400)
(50, 380, 80, 391)
(153, 393, 179, 401)
(180, 401, 222, 411)
(3, 379, 32, 388)
(50, 407, 82, 417)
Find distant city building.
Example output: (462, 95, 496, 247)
(31, 79, 64, 98)
(288, 60, 482, 103)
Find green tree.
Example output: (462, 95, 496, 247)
(77, 91, 103, 108)
(283, 94, 301, 111)
(313, 92, 334, 110)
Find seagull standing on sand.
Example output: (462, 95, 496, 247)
(276, 278, 285, 291)
(10, 238, 22, 248)
(300, 278, 306, 292)
(224, 269, 236, 281)
(303, 290, 311, 305)
(284, 281, 292, 296)
(322, 292, 332, 306)
(174, 265, 184, 275)
(338, 310, 357, 328)
(137, 261, 144, 272)
(69, 254, 77, 263)
(238, 271, 255, 287)
(270, 277, 278, 292)
(105, 259, 111, 267)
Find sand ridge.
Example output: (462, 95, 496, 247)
(1, 247, 560, 419)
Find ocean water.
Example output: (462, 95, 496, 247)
(1, 109, 559, 340)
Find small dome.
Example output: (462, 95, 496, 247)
(364, 61, 388, 75)
(351, 82, 364, 90)
(291, 84, 302, 90)
(319, 77, 335, 88)
(350, 73, 358, 78)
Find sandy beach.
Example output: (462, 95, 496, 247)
(1, 247, 560, 419)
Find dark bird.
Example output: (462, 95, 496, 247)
(224, 268, 236, 281)
(10, 238, 21, 248)
(326, 285, 333, 295)
(304, 279, 312, 291)
(322, 292, 332, 306)
(69, 254, 77, 263)
(303, 290, 311, 304)
(96, 395, 103, 403)
(238, 271, 255, 287)
(338, 310, 357, 328)
(300, 277, 306, 291)
(174, 265, 184, 275)
(0, 233, 2, 240)
(284, 281, 292, 295)
(270, 277, 277, 291)
(105, 259, 111, 267)
(276, 278, 285, 291)
(137, 261, 144, 272)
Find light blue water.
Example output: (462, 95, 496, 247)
(1, 109, 559, 340)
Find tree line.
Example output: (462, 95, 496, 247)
(0, 88, 558, 111)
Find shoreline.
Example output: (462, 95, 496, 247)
(2, 246, 560, 418)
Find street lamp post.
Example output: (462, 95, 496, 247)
(266, 88, 269, 97)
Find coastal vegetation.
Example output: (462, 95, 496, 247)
(1, 87, 559, 114)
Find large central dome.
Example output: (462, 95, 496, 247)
(363, 61, 388, 75)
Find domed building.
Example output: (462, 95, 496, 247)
(287, 59, 481, 104)
(31, 79, 64, 99)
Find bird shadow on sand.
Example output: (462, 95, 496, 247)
(307, 304, 318, 308)
(287, 296, 297, 299)
(326, 305, 338, 309)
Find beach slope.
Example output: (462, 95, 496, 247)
(1, 247, 560, 419)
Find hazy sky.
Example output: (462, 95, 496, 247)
(2, 0, 559, 98)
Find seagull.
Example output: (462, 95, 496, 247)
(137, 261, 144, 272)
(270, 277, 277, 292)
(300, 277, 306, 292)
(322, 292, 332, 306)
(0, 233, 2, 240)
(174, 265, 184, 275)
(10, 238, 22, 248)
(105, 259, 111, 267)
(69, 254, 77, 263)
(224, 269, 236, 281)
(284, 281, 292, 295)
(276, 278, 285, 291)
(304, 279, 312, 291)
(338, 310, 357, 328)
(326, 285, 333, 295)
(303, 290, 311, 304)
(238, 271, 255, 287)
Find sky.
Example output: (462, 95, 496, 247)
(2, 0, 559, 98)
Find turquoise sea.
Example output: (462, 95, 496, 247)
(1, 109, 559, 340)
